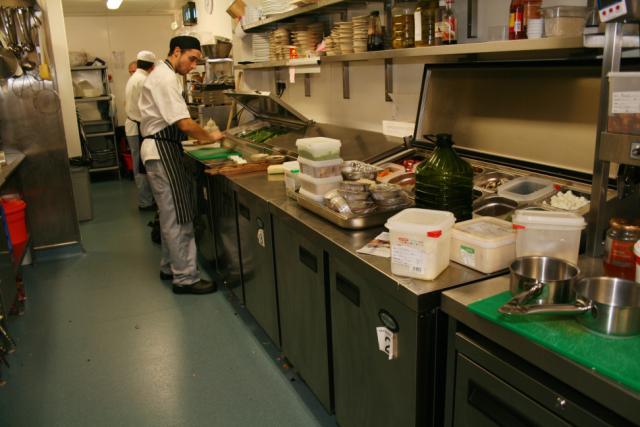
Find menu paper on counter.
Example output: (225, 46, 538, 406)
(357, 232, 391, 258)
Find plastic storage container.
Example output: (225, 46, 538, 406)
(542, 6, 586, 37)
(298, 157, 343, 178)
(1, 198, 27, 245)
(385, 208, 456, 280)
(497, 176, 555, 204)
(512, 210, 586, 264)
(608, 72, 640, 135)
(296, 137, 341, 161)
(282, 161, 300, 199)
(450, 217, 516, 273)
(298, 173, 343, 196)
(298, 187, 325, 203)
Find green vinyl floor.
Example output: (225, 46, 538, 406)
(0, 179, 333, 427)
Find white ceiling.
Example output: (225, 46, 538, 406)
(61, 0, 183, 16)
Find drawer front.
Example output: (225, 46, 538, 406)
(453, 354, 571, 427)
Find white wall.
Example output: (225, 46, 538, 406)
(64, 15, 174, 126)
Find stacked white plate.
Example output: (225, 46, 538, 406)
(252, 33, 270, 62)
(352, 15, 368, 53)
(243, 6, 261, 26)
(269, 27, 290, 60)
(336, 21, 354, 55)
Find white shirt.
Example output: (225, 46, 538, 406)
(124, 68, 149, 136)
(139, 61, 190, 163)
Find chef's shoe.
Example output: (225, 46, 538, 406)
(160, 271, 173, 280)
(172, 280, 217, 295)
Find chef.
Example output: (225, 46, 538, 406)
(125, 50, 156, 211)
(139, 36, 222, 295)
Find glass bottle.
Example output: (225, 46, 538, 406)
(368, 11, 384, 51)
(392, 1, 416, 49)
(509, 0, 526, 40)
(436, 0, 457, 45)
(603, 218, 640, 280)
(414, 0, 439, 47)
(415, 134, 473, 221)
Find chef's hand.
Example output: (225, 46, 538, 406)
(209, 130, 224, 141)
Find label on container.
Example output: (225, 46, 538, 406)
(607, 239, 636, 266)
(459, 245, 476, 267)
(376, 326, 398, 360)
(458, 221, 513, 240)
(611, 91, 640, 114)
(392, 236, 427, 275)
(414, 11, 422, 42)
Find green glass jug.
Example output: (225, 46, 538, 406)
(415, 133, 473, 221)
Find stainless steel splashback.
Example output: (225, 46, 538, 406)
(0, 78, 81, 249)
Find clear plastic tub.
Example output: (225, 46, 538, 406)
(512, 209, 586, 265)
(385, 208, 456, 280)
(298, 172, 343, 196)
(283, 161, 300, 199)
(608, 72, 640, 135)
(450, 217, 516, 273)
(542, 6, 586, 37)
(497, 176, 555, 204)
(298, 187, 324, 203)
(296, 137, 342, 160)
(298, 157, 343, 178)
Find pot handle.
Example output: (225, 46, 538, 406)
(508, 281, 545, 307)
(499, 299, 593, 316)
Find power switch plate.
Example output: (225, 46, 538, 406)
(631, 142, 640, 160)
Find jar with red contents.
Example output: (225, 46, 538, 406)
(603, 218, 640, 280)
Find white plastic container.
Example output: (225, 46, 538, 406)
(512, 210, 586, 265)
(298, 172, 343, 196)
(298, 187, 324, 203)
(497, 176, 555, 204)
(282, 161, 300, 199)
(385, 208, 456, 280)
(608, 71, 640, 135)
(450, 217, 516, 273)
(634, 240, 640, 283)
(296, 137, 342, 161)
(298, 157, 343, 178)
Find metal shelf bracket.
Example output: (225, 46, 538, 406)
(342, 62, 350, 99)
(385, 58, 393, 102)
(305, 73, 311, 97)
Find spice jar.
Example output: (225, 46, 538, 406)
(603, 217, 640, 280)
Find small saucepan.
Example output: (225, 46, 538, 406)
(500, 277, 640, 337)
(505, 256, 581, 307)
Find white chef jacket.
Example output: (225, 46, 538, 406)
(139, 61, 190, 163)
(124, 68, 150, 136)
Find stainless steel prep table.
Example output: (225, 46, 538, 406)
(227, 171, 500, 426)
(441, 268, 640, 426)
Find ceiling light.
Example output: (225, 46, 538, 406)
(106, 0, 123, 10)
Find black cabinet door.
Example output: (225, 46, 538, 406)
(330, 255, 419, 427)
(453, 354, 571, 427)
(236, 190, 280, 347)
(273, 215, 332, 412)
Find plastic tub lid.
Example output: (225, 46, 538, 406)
(512, 209, 586, 229)
(297, 172, 343, 184)
(386, 208, 455, 237)
(296, 137, 341, 150)
(298, 157, 344, 167)
(452, 217, 515, 249)
(497, 176, 555, 203)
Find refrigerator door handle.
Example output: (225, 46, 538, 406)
(298, 245, 317, 273)
(336, 273, 360, 307)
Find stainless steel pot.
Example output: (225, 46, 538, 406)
(501, 277, 640, 337)
(507, 256, 581, 306)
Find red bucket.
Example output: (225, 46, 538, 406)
(123, 153, 133, 172)
(2, 198, 27, 245)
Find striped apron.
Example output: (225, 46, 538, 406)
(152, 124, 194, 225)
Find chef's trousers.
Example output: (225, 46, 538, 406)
(145, 159, 200, 285)
(126, 135, 154, 208)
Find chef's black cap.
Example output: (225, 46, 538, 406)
(168, 36, 201, 55)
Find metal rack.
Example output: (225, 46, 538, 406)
(71, 65, 120, 177)
(586, 21, 640, 256)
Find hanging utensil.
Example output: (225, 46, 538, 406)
(499, 276, 640, 337)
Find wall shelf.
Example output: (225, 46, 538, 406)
(235, 58, 320, 70)
(71, 65, 107, 71)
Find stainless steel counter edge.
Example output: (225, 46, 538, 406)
(441, 276, 640, 424)
(0, 152, 25, 188)
(227, 172, 501, 312)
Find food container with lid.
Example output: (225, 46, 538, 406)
(296, 137, 341, 161)
(497, 176, 555, 204)
(512, 209, 586, 265)
(298, 172, 343, 197)
(450, 217, 516, 273)
(542, 6, 587, 37)
(282, 160, 300, 199)
(603, 217, 640, 281)
(298, 157, 343, 178)
(299, 187, 325, 203)
(607, 72, 640, 135)
(385, 208, 456, 280)
(341, 160, 380, 180)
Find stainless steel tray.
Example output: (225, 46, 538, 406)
(296, 192, 413, 230)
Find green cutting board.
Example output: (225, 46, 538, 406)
(468, 291, 640, 393)
(188, 147, 240, 161)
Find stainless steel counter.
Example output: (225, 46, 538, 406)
(441, 269, 639, 425)
(227, 172, 498, 312)
(0, 151, 25, 189)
